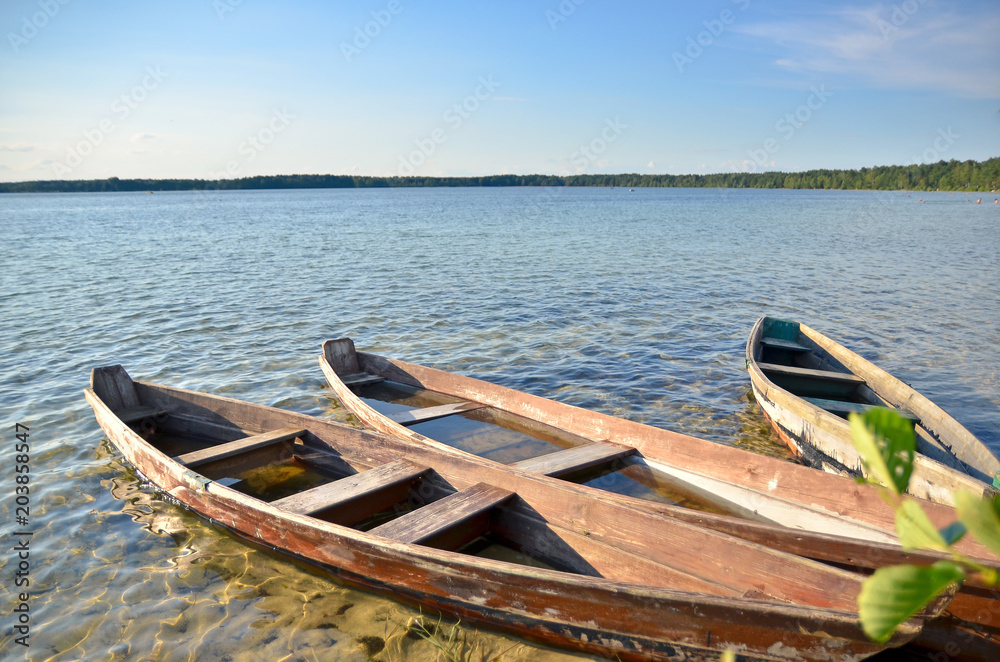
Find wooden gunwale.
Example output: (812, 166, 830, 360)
(85, 368, 930, 662)
(798, 320, 999, 482)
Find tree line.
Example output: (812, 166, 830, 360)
(1, 158, 997, 193)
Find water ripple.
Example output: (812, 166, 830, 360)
(1, 187, 998, 660)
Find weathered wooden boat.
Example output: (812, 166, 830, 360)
(747, 317, 1000, 507)
(87, 365, 938, 661)
(319, 339, 994, 556)
(320, 338, 1000, 661)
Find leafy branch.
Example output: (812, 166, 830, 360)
(849, 409, 1000, 642)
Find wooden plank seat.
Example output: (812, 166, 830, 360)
(758, 362, 865, 385)
(341, 372, 384, 387)
(271, 459, 431, 524)
(760, 337, 810, 353)
(512, 441, 637, 479)
(117, 406, 168, 424)
(387, 401, 486, 427)
(173, 427, 307, 469)
(803, 397, 920, 423)
(370, 482, 515, 550)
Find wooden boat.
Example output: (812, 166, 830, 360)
(86, 364, 938, 661)
(319, 338, 1000, 661)
(746, 317, 1000, 506)
(319, 339, 994, 555)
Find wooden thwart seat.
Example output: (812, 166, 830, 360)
(173, 427, 307, 469)
(272, 459, 430, 522)
(758, 362, 865, 385)
(117, 406, 168, 424)
(387, 401, 486, 427)
(760, 337, 810, 353)
(341, 372, 384, 387)
(512, 441, 637, 479)
(803, 397, 920, 423)
(370, 482, 514, 548)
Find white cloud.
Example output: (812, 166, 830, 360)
(0, 144, 35, 152)
(733, 5, 1000, 98)
(130, 132, 158, 143)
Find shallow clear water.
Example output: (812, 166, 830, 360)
(1, 187, 998, 660)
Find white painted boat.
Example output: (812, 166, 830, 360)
(746, 316, 999, 506)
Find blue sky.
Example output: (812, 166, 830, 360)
(1, 0, 997, 181)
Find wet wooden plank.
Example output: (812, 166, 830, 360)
(512, 442, 637, 479)
(761, 318, 800, 343)
(370, 482, 514, 548)
(803, 397, 920, 422)
(272, 459, 430, 520)
(493, 507, 742, 595)
(173, 427, 306, 468)
(387, 401, 486, 426)
(117, 405, 168, 424)
(758, 362, 865, 384)
(342, 372, 384, 387)
(760, 337, 810, 353)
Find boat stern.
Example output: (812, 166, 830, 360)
(322, 338, 361, 375)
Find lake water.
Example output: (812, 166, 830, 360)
(1, 187, 998, 661)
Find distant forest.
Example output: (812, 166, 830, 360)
(1, 157, 997, 193)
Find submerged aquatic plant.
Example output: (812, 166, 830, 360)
(365, 610, 521, 662)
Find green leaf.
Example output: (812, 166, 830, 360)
(848, 410, 916, 495)
(955, 491, 1000, 558)
(938, 521, 967, 546)
(858, 561, 965, 643)
(896, 500, 950, 552)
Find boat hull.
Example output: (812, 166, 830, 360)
(85, 369, 920, 662)
(745, 317, 999, 507)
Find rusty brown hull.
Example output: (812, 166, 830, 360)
(86, 365, 928, 661)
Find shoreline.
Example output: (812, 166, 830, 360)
(1, 157, 998, 194)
